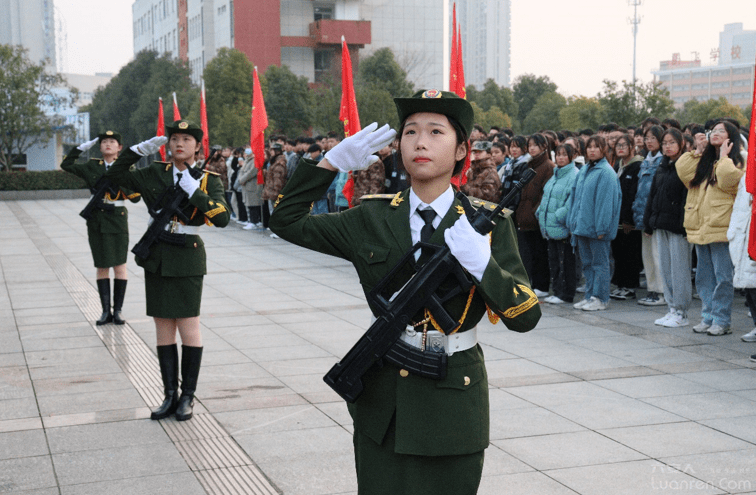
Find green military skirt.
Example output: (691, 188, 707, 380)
(144, 271, 203, 318)
(353, 415, 484, 495)
(87, 207, 130, 268)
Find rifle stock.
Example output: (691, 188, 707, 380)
(323, 168, 537, 403)
(131, 168, 198, 259)
(79, 177, 117, 220)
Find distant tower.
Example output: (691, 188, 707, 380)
(628, 0, 642, 84)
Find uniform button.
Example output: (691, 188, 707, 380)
(121, 212, 124, 215)
(399, 369, 409, 378)
(464, 376, 471, 386)
(369, 252, 374, 259)
(193, 243, 197, 248)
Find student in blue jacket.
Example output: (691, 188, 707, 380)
(568, 135, 622, 311)
(536, 143, 579, 304)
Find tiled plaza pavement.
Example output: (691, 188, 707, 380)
(2, 197, 756, 494)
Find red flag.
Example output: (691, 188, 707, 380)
(745, 55, 756, 260)
(339, 36, 361, 207)
(450, 4, 458, 94)
(172, 92, 182, 121)
(156, 97, 166, 161)
(251, 66, 268, 185)
(455, 27, 466, 99)
(200, 81, 209, 158)
(450, 24, 470, 187)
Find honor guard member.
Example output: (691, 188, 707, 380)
(270, 91, 540, 495)
(104, 120, 230, 421)
(61, 131, 141, 325)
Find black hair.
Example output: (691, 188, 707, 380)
(497, 135, 511, 147)
(689, 124, 705, 136)
(314, 135, 325, 141)
(327, 131, 339, 138)
(473, 124, 485, 134)
(555, 143, 577, 162)
(492, 142, 508, 154)
(604, 122, 619, 133)
(555, 131, 565, 142)
(307, 143, 322, 154)
(683, 133, 695, 150)
(662, 118, 682, 130)
(565, 136, 586, 157)
(287, 139, 296, 146)
(578, 128, 594, 137)
(691, 120, 744, 187)
(560, 129, 576, 138)
(502, 128, 514, 138)
(302, 137, 316, 145)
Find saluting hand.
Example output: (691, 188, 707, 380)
(444, 215, 491, 283)
(77, 137, 99, 152)
(131, 136, 168, 157)
(323, 122, 396, 173)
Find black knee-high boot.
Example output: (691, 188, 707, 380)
(95, 279, 112, 325)
(176, 345, 203, 421)
(112, 279, 127, 325)
(151, 344, 179, 420)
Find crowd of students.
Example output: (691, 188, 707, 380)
(208, 116, 754, 342)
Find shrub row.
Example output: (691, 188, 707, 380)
(0, 171, 87, 191)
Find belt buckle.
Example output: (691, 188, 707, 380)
(427, 334, 445, 354)
(169, 220, 179, 233)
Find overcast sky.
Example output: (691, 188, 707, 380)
(56, 0, 754, 97)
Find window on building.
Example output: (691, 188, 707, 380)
(733, 79, 750, 87)
(733, 92, 749, 100)
(712, 69, 729, 77)
(673, 73, 689, 80)
(314, 49, 333, 83)
(672, 85, 689, 91)
(711, 81, 730, 89)
(733, 67, 750, 75)
(691, 83, 708, 90)
(314, 3, 335, 20)
(658, 74, 670, 81)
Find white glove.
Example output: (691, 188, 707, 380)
(131, 136, 168, 156)
(325, 122, 396, 173)
(77, 137, 99, 152)
(444, 215, 491, 282)
(178, 170, 200, 197)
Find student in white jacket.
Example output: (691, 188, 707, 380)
(727, 174, 756, 344)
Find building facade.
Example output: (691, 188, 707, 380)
(652, 23, 755, 109)
(132, 0, 512, 91)
(456, 0, 511, 89)
(0, 0, 57, 68)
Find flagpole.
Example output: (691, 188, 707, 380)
(157, 97, 166, 161)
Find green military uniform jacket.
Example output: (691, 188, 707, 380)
(61, 148, 141, 267)
(270, 161, 540, 457)
(103, 148, 231, 276)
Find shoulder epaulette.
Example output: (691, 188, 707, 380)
(203, 170, 220, 176)
(469, 197, 512, 218)
(154, 161, 171, 165)
(360, 194, 395, 201)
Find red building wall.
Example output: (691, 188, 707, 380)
(234, 0, 281, 72)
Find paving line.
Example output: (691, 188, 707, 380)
(9, 203, 280, 495)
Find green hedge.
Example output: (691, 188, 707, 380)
(0, 171, 87, 191)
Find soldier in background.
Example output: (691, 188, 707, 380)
(104, 120, 230, 422)
(61, 131, 140, 325)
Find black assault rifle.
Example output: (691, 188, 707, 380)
(131, 166, 202, 259)
(323, 168, 537, 402)
(79, 177, 117, 220)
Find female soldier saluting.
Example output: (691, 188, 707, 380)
(104, 120, 230, 421)
(270, 91, 540, 495)
(61, 131, 140, 326)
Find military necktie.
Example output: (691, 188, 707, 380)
(418, 207, 436, 243)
